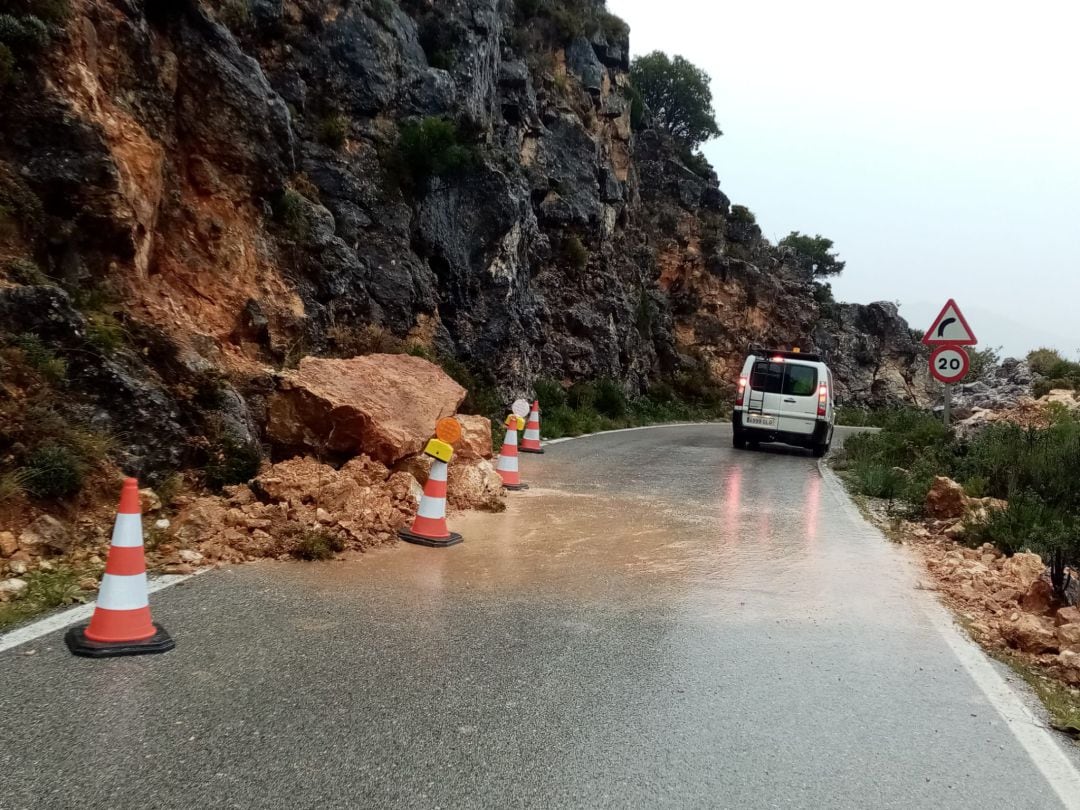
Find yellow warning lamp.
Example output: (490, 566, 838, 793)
(505, 414, 525, 431)
(425, 418, 461, 464)
(517, 416, 525, 431)
(792, 347, 801, 353)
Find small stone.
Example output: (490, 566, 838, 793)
(88, 555, 103, 565)
(316, 508, 334, 524)
(139, 488, 163, 513)
(19, 515, 71, 553)
(155, 519, 171, 531)
(78, 577, 99, 591)
(0, 531, 17, 557)
(7, 560, 28, 575)
(37, 560, 54, 571)
(163, 563, 195, 575)
(178, 549, 204, 564)
(0, 578, 28, 601)
(1056, 606, 1080, 626)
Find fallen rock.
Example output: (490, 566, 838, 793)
(268, 355, 467, 465)
(455, 415, 494, 460)
(178, 549, 204, 564)
(19, 515, 72, 554)
(140, 488, 163, 513)
(925, 477, 967, 520)
(1057, 606, 1080, 626)
(0, 578, 28, 601)
(447, 459, 507, 512)
(1020, 579, 1056, 615)
(1003, 613, 1059, 654)
(7, 560, 28, 575)
(1058, 623, 1080, 647)
(0, 531, 17, 557)
(1002, 553, 1046, 590)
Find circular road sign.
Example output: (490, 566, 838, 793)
(511, 399, 531, 419)
(930, 346, 970, 385)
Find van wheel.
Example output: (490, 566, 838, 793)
(812, 443, 830, 458)
(732, 430, 747, 450)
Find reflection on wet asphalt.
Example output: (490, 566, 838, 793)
(0, 425, 1068, 809)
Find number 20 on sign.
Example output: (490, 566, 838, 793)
(930, 345, 970, 385)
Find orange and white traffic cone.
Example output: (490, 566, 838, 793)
(496, 414, 529, 491)
(65, 478, 174, 658)
(399, 434, 463, 548)
(520, 400, 544, 454)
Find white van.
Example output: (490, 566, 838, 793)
(731, 349, 835, 457)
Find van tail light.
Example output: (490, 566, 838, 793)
(817, 382, 828, 417)
(736, 376, 748, 406)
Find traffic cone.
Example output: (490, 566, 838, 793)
(65, 478, 174, 658)
(496, 414, 529, 491)
(520, 400, 544, 454)
(399, 438, 463, 548)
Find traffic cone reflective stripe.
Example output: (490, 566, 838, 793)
(400, 458, 462, 548)
(66, 478, 174, 657)
(521, 400, 543, 454)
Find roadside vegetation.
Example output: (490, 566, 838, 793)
(1029, 348, 1080, 398)
(836, 407, 1080, 600)
(0, 564, 95, 630)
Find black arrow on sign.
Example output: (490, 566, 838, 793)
(937, 317, 957, 338)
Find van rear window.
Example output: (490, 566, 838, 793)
(750, 362, 784, 394)
(783, 364, 818, 396)
(750, 361, 819, 396)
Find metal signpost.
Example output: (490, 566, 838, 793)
(922, 299, 977, 427)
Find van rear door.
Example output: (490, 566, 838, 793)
(745, 360, 784, 429)
(777, 362, 819, 435)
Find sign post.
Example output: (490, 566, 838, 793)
(923, 300, 977, 428)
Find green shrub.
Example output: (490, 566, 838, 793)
(567, 381, 596, 411)
(316, 113, 349, 149)
(204, 437, 262, 490)
(560, 234, 588, 273)
(965, 495, 1060, 557)
(1028, 348, 1064, 377)
(678, 145, 712, 177)
(729, 204, 756, 225)
(596, 9, 629, 40)
(853, 462, 905, 500)
(273, 188, 309, 241)
(328, 323, 404, 357)
(85, 311, 125, 355)
(22, 444, 83, 498)
(0, 468, 27, 504)
(533, 377, 567, 411)
(630, 51, 721, 147)
(967, 345, 1001, 380)
(1033, 379, 1053, 399)
(6, 258, 49, 285)
(393, 117, 477, 190)
(1049, 378, 1074, 392)
(13, 333, 65, 383)
(595, 378, 628, 419)
(0, 13, 47, 50)
(294, 529, 346, 561)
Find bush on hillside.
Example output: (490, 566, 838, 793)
(779, 231, 846, 278)
(630, 51, 721, 148)
(392, 117, 478, 191)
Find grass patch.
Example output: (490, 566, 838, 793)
(991, 650, 1080, 738)
(0, 565, 92, 631)
(293, 529, 346, 561)
(316, 113, 349, 149)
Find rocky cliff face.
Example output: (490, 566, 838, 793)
(0, 0, 930, 479)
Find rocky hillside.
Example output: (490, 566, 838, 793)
(0, 0, 930, 483)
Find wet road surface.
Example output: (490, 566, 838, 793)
(1, 424, 1076, 808)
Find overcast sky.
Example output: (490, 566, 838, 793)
(607, 0, 1080, 358)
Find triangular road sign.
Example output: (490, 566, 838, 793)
(923, 299, 977, 346)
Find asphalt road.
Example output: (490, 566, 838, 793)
(1, 424, 1077, 809)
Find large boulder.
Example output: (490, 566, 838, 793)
(268, 355, 467, 465)
(925, 477, 967, 520)
(1003, 613, 1059, 654)
(1002, 553, 1046, 590)
(455, 415, 494, 460)
(447, 459, 506, 513)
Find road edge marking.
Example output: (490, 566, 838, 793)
(545, 421, 726, 446)
(819, 458, 1080, 809)
(0, 571, 204, 654)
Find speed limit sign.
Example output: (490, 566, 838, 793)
(930, 346, 970, 384)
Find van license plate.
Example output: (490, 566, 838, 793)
(745, 414, 776, 427)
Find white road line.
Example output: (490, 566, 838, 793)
(820, 459, 1080, 809)
(544, 421, 723, 445)
(0, 572, 199, 654)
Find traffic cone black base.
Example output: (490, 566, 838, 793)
(519, 448, 545, 455)
(398, 529, 463, 548)
(65, 623, 175, 659)
(503, 483, 530, 491)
